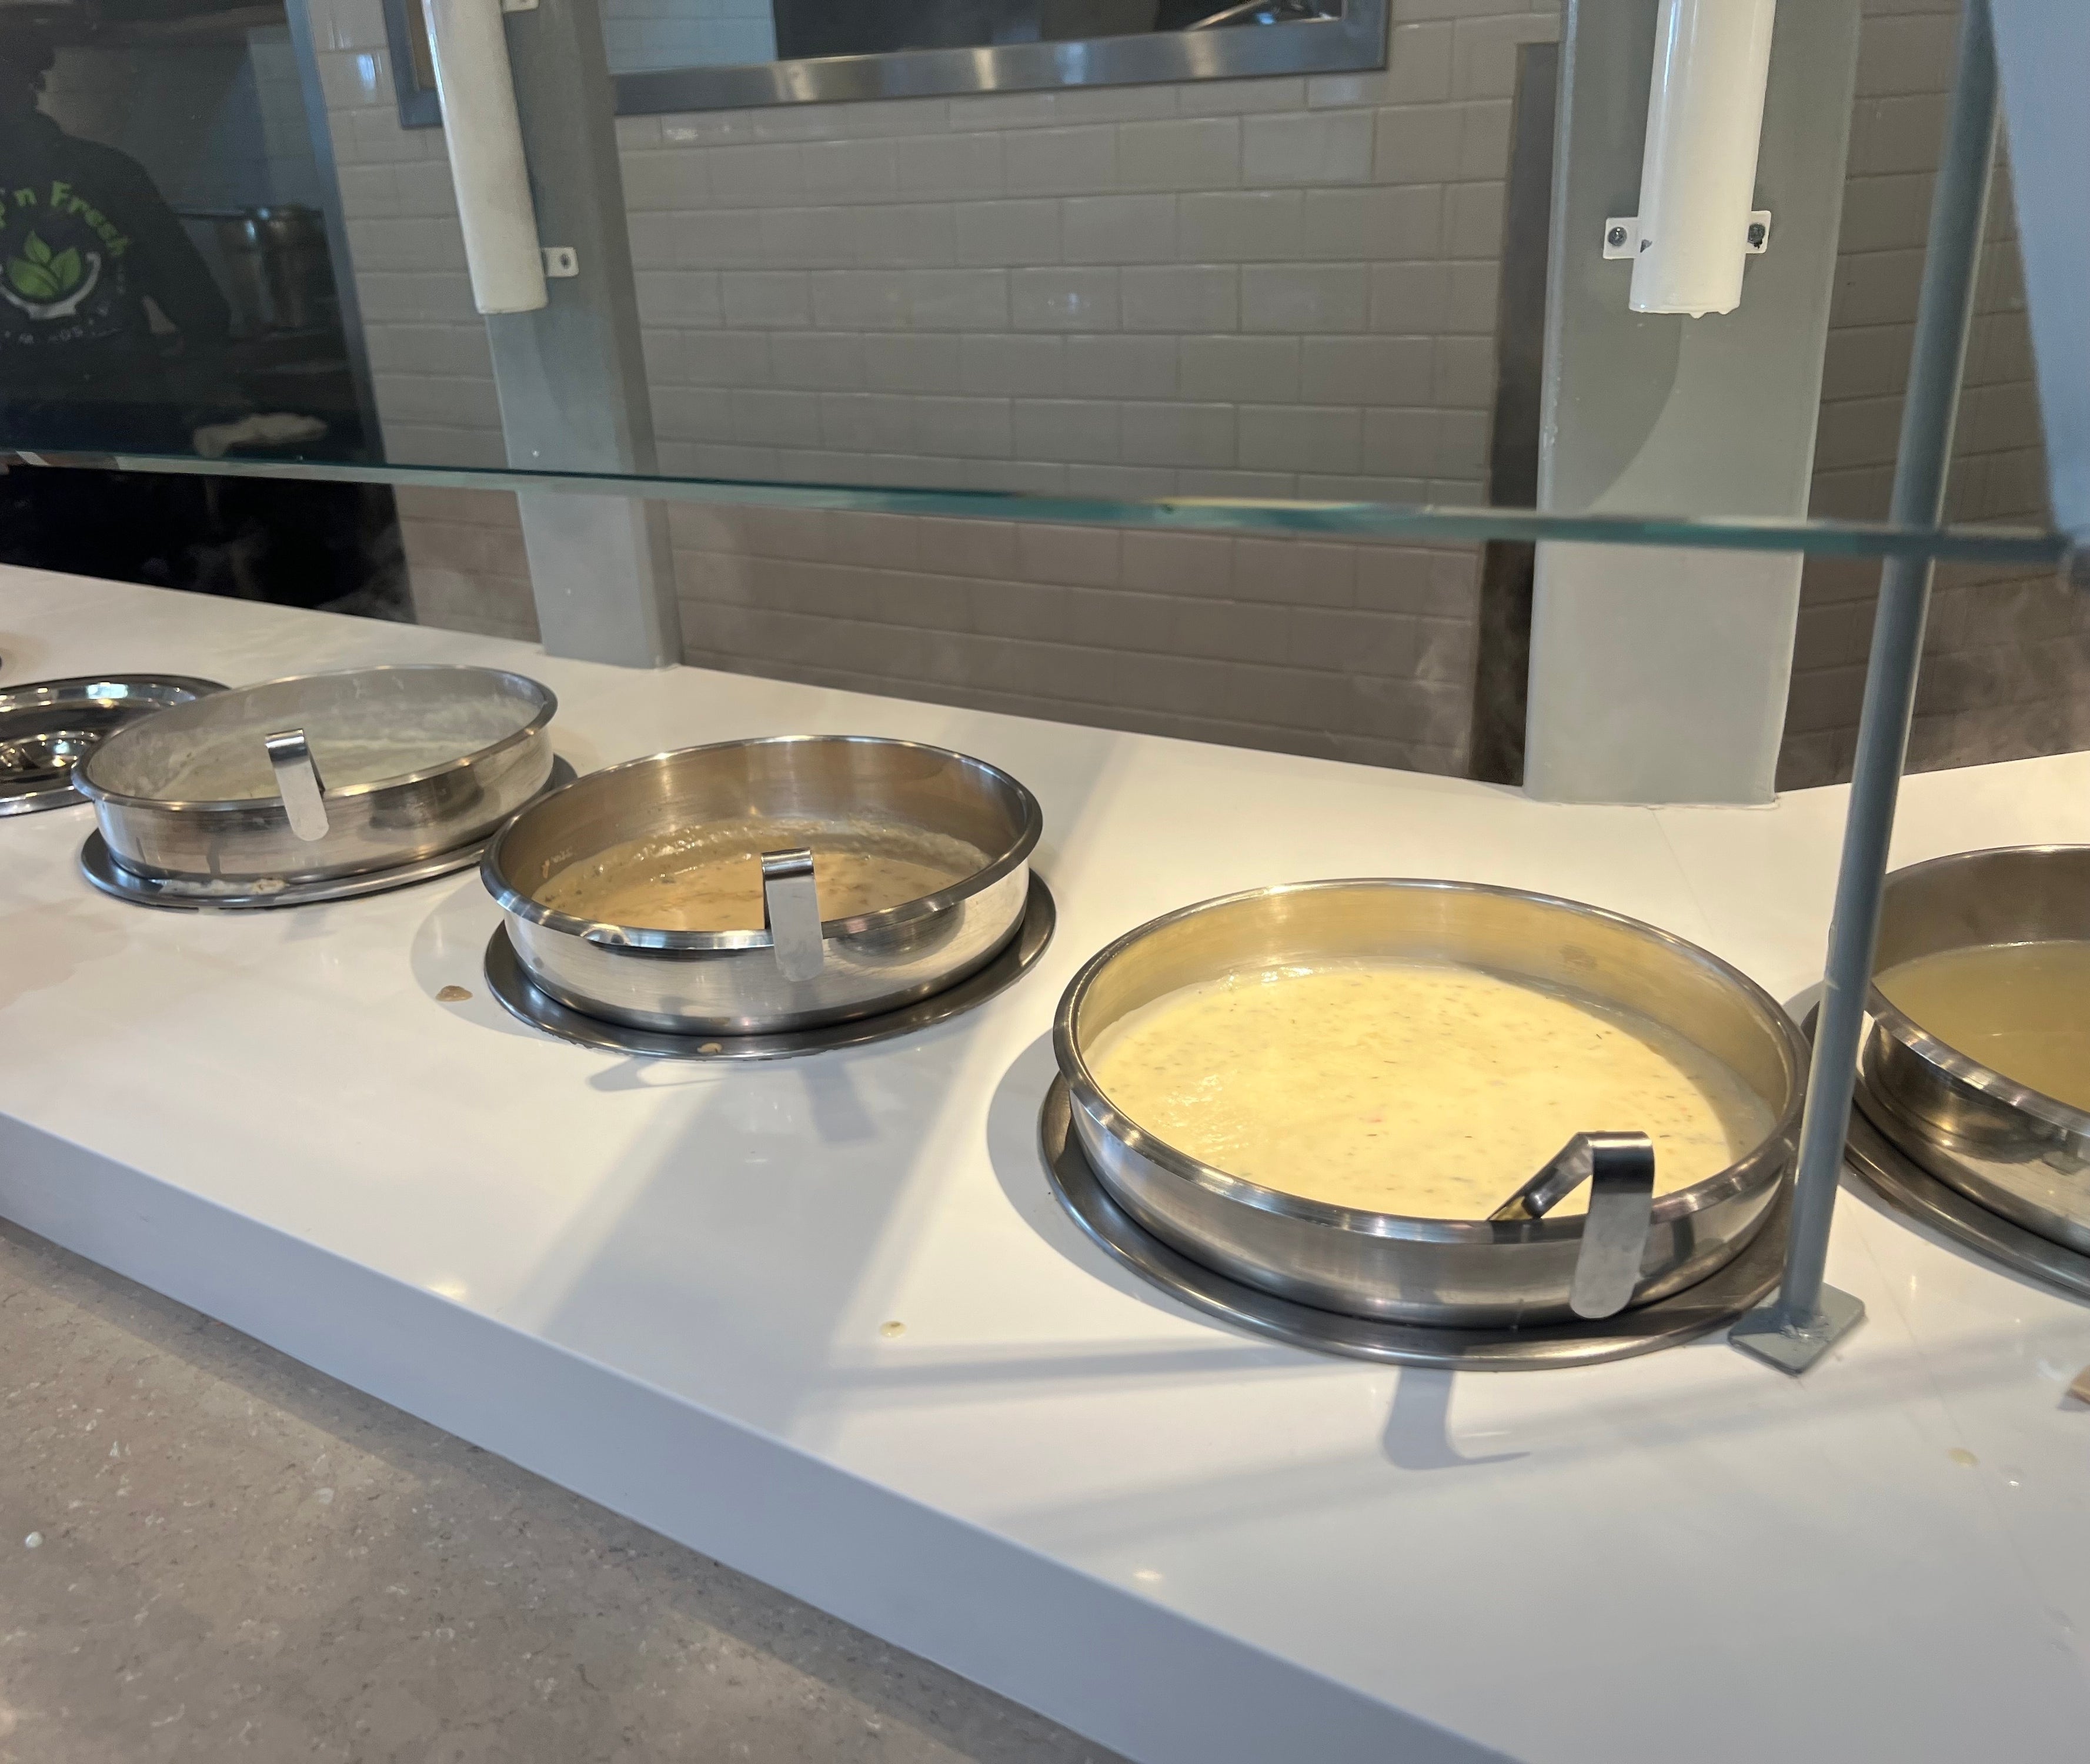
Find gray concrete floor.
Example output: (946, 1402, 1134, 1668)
(0, 1219, 1126, 1764)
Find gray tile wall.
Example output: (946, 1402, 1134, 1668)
(1778, 0, 2079, 789)
(309, 0, 1551, 776)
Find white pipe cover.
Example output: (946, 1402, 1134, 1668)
(1631, 0, 1778, 317)
(421, 0, 549, 315)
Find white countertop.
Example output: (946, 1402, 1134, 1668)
(3, 570, 2087, 1763)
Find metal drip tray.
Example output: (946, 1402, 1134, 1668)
(1040, 1078, 1790, 1368)
(0, 675, 224, 816)
(1847, 1081, 2090, 1302)
(485, 873, 1055, 1060)
(81, 757, 577, 910)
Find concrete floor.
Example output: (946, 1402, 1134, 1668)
(0, 1219, 1126, 1764)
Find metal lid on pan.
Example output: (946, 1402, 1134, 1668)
(0, 675, 225, 817)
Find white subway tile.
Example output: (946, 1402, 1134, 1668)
(1443, 181, 1505, 258)
(853, 203, 958, 269)
(959, 333, 1066, 396)
(1010, 268, 1120, 332)
(810, 269, 910, 330)
(1005, 126, 1119, 196)
(861, 333, 964, 393)
(769, 333, 866, 390)
(1063, 333, 1178, 399)
(622, 150, 705, 212)
(1243, 111, 1374, 186)
(819, 392, 915, 454)
(1359, 407, 1438, 477)
(1373, 104, 1467, 185)
(1117, 118, 1241, 192)
(1017, 524, 1119, 586)
(722, 270, 812, 329)
(1243, 265, 1369, 333)
(1067, 463, 1178, 499)
(1239, 405, 1364, 475)
(908, 268, 1010, 330)
(1174, 75, 1307, 117)
(706, 142, 805, 206)
(1013, 399, 1122, 465)
(759, 206, 852, 269)
(1430, 335, 1497, 409)
(897, 133, 1007, 200)
(1121, 264, 1237, 332)
(1180, 335, 1301, 403)
(684, 330, 775, 386)
(1301, 335, 1434, 405)
(803, 137, 899, 200)
(1381, 21, 1455, 105)
(914, 396, 1013, 457)
(1061, 194, 1178, 265)
(636, 270, 725, 328)
(1305, 186, 1444, 262)
(1177, 190, 1303, 262)
(956, 200, 1063, 268)
(1121, 402, 1237, 468)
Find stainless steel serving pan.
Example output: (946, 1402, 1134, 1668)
(0, 675, 223, 816)
(483, 734, 1043, 1035)
(1054, 880, 1807, 1328)
(1861, 844, 2090, 1254)
(76, 664, 556, 883)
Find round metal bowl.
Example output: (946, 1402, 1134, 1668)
(1053, 880, 1807, 1328)
(75, 664, 556, 884)
(483, 734, 1044, 1036)
(0, 675, 224, 816)
(1861, 844, 2090, 1254)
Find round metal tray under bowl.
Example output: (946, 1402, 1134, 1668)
(1054, 879, 1808, 1329)
(76, 663, 557, 885)
(1847, 1079, 2090, 1303)
(483, 871, 1054, 1060)
(1041, 1078, 1792, 1368)
(0, 675, 223, 816)
(1861, 844, 2090, 1256)
(79, 757, 577, 910)
(485, 734, 1044, 1037)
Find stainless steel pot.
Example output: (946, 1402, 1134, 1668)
(76, 664, 556, 884)
(1861, 844, 2090, 1254)
(483, 735, 1043, 1035)
(1053, 880, 1806, 1328)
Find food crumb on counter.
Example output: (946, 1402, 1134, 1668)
(436, 985, 471, 1004)
(1948, 1448, 1978, 1468)
(2069, 1365, 2090, 1406)
(879, 1321, 905, 1339)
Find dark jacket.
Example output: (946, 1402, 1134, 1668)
(0, 109, 229, 447)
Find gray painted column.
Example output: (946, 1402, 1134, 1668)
(1523, 0, 1864, 804)
(489, 0, 680, 668)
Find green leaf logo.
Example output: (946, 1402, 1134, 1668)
(6, 234, 84, 301)
(6, 255, 56, 299)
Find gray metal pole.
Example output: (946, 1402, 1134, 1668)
(1732, 0, 1999, 1375)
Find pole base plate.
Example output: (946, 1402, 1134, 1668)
(1729, 1284, 1867, 1375)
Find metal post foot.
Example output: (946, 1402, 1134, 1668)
(1729, 1285, 1866, 1375)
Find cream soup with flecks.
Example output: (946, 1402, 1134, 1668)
(1088, 961, 1772, 1219)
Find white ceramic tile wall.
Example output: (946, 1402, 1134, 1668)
(1778, 0, 2075, 790)
(303, 0, 1548, 775)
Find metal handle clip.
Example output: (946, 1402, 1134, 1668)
(1491, 1131, 1658, 1320)
(263, 727, 330, 842)
(761, 847, 825, 983)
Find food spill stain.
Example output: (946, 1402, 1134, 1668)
(436, 985, 471, 1003)
(1948, 1448, 1978, 1468)
(879, 1321, 906, 1339)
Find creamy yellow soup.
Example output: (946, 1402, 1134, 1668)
(1877, 939, 2090, 1111)
(1088, 962, 1772, 1220)
(537, 817, 983, 933)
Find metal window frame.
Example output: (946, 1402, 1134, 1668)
(385, 1, 1386, 128)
